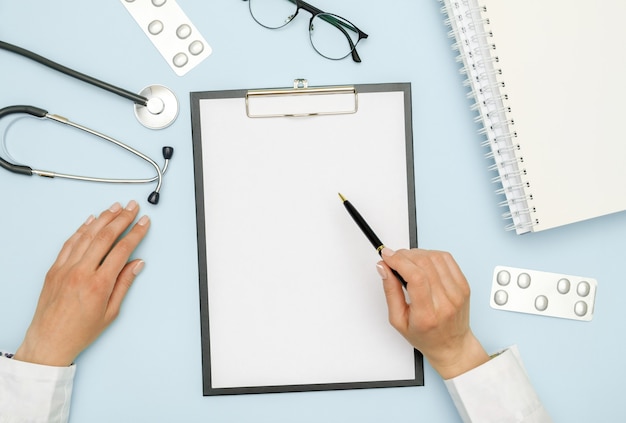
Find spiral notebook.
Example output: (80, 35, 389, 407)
(441, 0, 626, 234)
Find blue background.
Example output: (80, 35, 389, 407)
(1, 1, 624, 421)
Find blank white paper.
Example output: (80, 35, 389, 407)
(195, 87, 418, 391)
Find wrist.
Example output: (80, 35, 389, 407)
(14, 341, 73, 367)
(427, 331, 490, 380)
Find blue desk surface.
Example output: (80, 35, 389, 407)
(2, 1, 625, 421)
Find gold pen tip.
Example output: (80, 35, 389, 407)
(338, 192, 347, 202)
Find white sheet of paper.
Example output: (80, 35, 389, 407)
(196, 88, 417, 390)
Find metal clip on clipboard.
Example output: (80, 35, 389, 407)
(245, 79, 358, 118)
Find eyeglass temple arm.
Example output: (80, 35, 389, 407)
(296, 0, 368, 62)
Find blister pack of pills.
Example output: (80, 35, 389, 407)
(490, 266, 597, 321)
(120, 0, 212, 76)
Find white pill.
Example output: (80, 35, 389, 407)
(189, 40, 204, 55)
(534, 295, 548, 311)
(557, 278, 571, 294)
(494, 290, 508, 306)
(574, 301, 588, 317)
(517, 273, 531, 289)
(148, 20, 164, 35)
(177, 24, 192, 39)
(577, 281, 591, 297)
(496, 270, 511, 286)
(173, 52, 188, 67)
(152, 0, 167, 6)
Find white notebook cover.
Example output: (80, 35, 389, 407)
(442, 0, 626, 234)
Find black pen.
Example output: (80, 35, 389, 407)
(338, 193, 407, 288)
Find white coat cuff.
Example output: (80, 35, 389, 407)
(443, 345, 552, 423)
(0, 353, 76, 423)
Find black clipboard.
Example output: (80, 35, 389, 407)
(191, 81, 421, 396)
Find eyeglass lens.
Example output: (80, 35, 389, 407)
(309, 13, 360, 60)
(248, 0, 298, 29)
(248, 0, 362, 60)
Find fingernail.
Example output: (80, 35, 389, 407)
(381, 247, 395, 257)
(125, 200, 138, 211)
(376, 263, 388, 280)
(109, 202, 122, 213)
(132, 260, 145, 276)
(84, 215, 95, 225)
(137, 215, 150, 226)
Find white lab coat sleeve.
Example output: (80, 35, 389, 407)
(0, 353, 76, 423)
(444, 345, 552, 423)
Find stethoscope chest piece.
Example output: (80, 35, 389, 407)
(134, 84, 179, 130)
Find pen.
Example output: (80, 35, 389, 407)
(338, 193, 408, 288)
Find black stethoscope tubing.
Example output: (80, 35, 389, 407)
(0, 40, 149, 107)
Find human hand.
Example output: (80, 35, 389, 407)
(377, 248, 490, 379)
(14, 201, 150, 367)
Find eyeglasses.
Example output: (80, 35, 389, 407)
(243, 0, 368, 62)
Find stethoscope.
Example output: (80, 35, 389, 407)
(0, 40, 179, 204)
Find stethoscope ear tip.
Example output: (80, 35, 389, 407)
(163, 146, 174, 159)
(148, 191, 160, 205)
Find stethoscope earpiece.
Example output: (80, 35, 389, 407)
(148, 192, 160, 205)
(162, 146, 174, 160)
(147, 147, 174, 204)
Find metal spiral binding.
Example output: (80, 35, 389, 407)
(495, 181, 529, 195)
(477, 119, 514, 135)
(488, 157, 521, 172)
(481, 133, 515, 147)
(491, 168, 527, 183)
(498, 195, 534, 207)
(439, 0, 536, 233)
(484, 142, 519, 159)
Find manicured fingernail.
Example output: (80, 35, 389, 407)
(84, 215, 95, 225)
(132, 260, 145, 276)
(109, 202, 122, 213)
(381, 247, 395, 257)
(125, 200, 138, 211)
(376, 263, 388, 280)
(137, 215, 150, 226)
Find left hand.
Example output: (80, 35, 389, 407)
(14, 200, 150, 367)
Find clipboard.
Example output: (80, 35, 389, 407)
(190, 81, 421, 396)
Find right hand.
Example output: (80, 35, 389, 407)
(377, 248, 490, 379)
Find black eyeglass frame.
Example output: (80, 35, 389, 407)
(244, 0, 369, 62)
